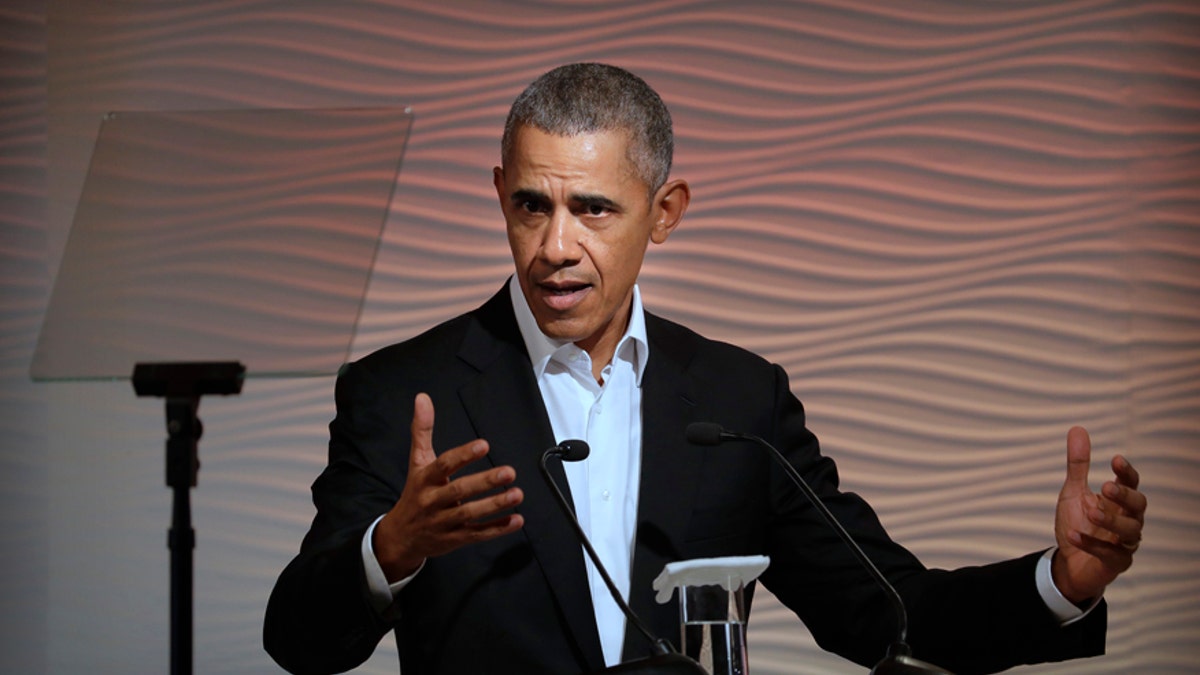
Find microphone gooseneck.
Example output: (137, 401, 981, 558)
(685, 422, 953, 675)
(538, 441, 674, 658)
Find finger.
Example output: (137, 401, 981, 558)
(1111, 454, 1140, 490)
(404, 506, 524, 563)
(451, 485, 525, 524)
(430, 464, 516, 509)
(1064, 426, 1092, 492)
(456, 511, 526, 543)
(1066, 529, 1135, 571)
(423, 439, 491, 486)
(1086, 504, 1144, 547)
(409, 393, 437, 468)
(1101, 480, 1148, 519)
(421, 489, 524, 545)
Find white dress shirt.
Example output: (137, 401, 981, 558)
(508, 276, 647, 666)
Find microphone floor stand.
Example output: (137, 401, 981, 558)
(133, 362, 245, 675)
(165, 394, 201, 675)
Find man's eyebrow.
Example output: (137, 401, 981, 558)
(510, 188, 548, 204)
(570, 193, 621, 212)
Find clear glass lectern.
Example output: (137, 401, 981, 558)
(30, 106, 413, 675)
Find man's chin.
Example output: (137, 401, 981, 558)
(534, 316, 591, 345)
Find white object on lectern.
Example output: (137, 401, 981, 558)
(652, 556, 770, 604)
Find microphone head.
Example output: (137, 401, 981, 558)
(557, 439, 590, 462)
(685, 422, 726, 446)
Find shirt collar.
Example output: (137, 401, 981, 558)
(508, 275, 649, 385)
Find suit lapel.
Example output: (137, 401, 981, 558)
(455, 288, 606, 671)
(622, 315, 705, 658)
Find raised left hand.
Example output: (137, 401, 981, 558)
(1052, 426, 1147, 603)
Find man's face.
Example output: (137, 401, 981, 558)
(494, 125, 684, 359)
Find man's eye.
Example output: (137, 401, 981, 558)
(585, 203, 608, 216)
(521, 200, 546, 213)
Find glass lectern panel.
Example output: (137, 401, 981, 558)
(31, 107, 412, 380)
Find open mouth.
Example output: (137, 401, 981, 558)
(539, 280, 591, 310)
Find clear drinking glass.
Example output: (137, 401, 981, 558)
(680, 579, 749, 675)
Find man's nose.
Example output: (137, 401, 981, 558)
(540, 209, 582, 265)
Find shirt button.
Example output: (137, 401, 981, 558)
(601, 490, 611, 501)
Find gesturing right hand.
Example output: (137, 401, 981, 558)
(372, 393, 525, 582)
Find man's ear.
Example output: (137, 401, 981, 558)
(650, 179, 690, 244)
(493, 166, 506, 206)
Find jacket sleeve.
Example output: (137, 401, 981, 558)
(263, 360, 409, 675)
(755, 363, 1105, 674)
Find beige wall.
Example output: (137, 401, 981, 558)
(2, 1, 1197, 672)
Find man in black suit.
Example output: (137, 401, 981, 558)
(264, 63, 1146, 675)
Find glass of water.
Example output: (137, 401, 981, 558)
(680, 580, 749, 675)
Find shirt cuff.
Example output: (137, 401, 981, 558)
(1036, 547, 1101, 626)
(361, 514, 424, 614)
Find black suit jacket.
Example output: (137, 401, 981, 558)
(265, 285, 1105, 674)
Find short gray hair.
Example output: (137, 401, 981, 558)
(501, 63, 674, 193)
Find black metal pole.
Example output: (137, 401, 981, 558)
(165, 396, 200, 675)
(133, 361, 243, 675)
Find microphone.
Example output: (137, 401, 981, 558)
(685, 423, 953, 675)
(539, 441, 706, 675)
(555, 438, 592, 462)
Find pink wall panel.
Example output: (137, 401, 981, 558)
(1, 0, 1195, 672)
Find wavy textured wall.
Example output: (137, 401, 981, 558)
(1, 1, 49, 673)
(1, 0, 1196, 672)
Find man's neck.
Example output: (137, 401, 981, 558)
(508, 276, 649, 387)
(574, 304, 632, 384)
